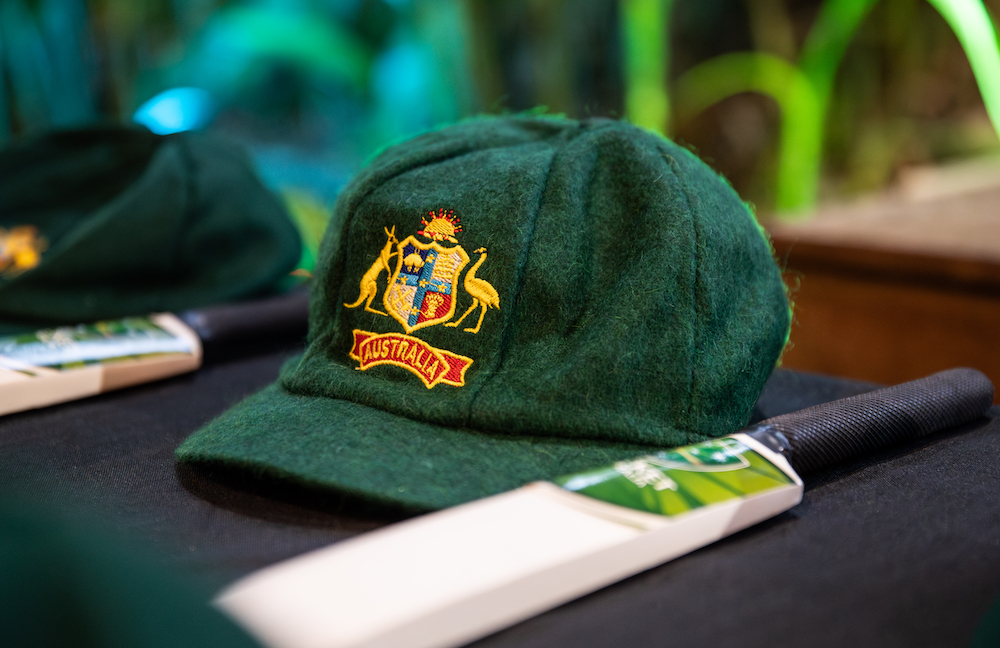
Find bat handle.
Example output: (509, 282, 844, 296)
(178, 290, 309, 353)
(745, 368, 994, 475)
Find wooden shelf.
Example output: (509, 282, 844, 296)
(766, 178, 1000, 398)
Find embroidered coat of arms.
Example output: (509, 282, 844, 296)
(383, 236, 470, 334)
(343, 208, 500, 388)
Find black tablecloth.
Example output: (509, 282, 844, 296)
(2, 345, 998, 647)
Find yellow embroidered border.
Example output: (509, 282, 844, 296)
(349, 329, 473, 389)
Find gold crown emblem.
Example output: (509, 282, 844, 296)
(418, 208, 462, 244)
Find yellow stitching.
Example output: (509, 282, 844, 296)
(344, 211, 500, 335)
(418, 208, 462, 243)
(422, 292, 444, 318)
(443, 247, 500, 334)
(344, 226, 398, 316)
(383, 234, 470, 333)
(349, 329, 473, 388)
(403, 251, 424, 272)
(343, 209, 501, 389)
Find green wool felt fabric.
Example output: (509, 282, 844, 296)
(0, 126, 301, 329)
(0, 502, 260, 648)
(177, 116, 790, 510)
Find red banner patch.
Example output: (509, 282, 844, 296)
(349, 330, 473, 388)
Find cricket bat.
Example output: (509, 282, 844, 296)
(216, 368, 994, 648)
(0, 291, 308, 417)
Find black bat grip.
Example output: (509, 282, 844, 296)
(177, 291, 309, 362)
(746, 368, 994, 475)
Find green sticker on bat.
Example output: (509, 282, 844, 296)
(0, 317, 191, 369)
(553, 437, 793, 517)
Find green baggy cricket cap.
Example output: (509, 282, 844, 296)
(0, 126, 301, 331)
(177, 116, 790, 511)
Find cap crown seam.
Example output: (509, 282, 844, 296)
(462, 142, 559, 426)
(660, 151, 699, 435)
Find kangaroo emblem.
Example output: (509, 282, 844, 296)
(346, 210, 500, 389)
(344, 226, 398, 316)
(444, 247, 500, 334)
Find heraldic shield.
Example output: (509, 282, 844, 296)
(383, 236, 470, 333)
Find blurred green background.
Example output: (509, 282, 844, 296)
(1, 0, 998, 240)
